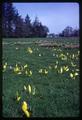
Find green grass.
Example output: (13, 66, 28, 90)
(2, 37, 80, 117)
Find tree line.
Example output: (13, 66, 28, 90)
(2, 3, 49, 38)
(2, 3, 79, 38)
(47, 26, 79, 38)
(59, 26, 79, 37)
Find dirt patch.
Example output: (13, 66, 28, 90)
(39, 43, 60, 47)
(64, 45, 79, 49)
(39, 42, 79, 49)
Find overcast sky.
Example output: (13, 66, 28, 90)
(13, 3, 79, 34)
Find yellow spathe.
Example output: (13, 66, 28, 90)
(28, 85, 32, 93)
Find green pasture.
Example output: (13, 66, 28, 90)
(2, 37, 80, 117)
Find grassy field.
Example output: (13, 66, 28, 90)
(2, 37, 80, 117)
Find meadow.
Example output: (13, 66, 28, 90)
(2, 37, 80, 117)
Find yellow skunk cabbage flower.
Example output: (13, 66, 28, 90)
(54, 65, 57, 69)
(22, 101, 28, 111)
(17, 72, 22, 74)
(63, 66, 69, 72)
(74, 72, 79, 76)
(16, 91, 21, 102)
(39, 69, 43, 73)
(17, 96, 21, 101)
(14, 67, 19, 72)
(59, 53, 64, 57)
(25, 70, 32, 76)
(72, 54, 75, 59)
(29, 70, 32, 76)
(16, 64, 18, 67)
(49, 66, 52, 69)
(78, 51, 80, 55)
(61, 56, 67, 60)
(44, 69, 48, 74)
(32, 87, 36, 95)
(3, 62, 7, 71)
(65, 68, 69, 71)
(67, 52, 69, 55)
(24, 85, 27, 91)
(28, 70, 32, 76)
(71, 62, 76, 67)
(60, 67, 63, 73)
(25, 70, 28, 75)
(27, 47, 33, 54)
(39, 54, 41, 56)
(76, 69, 79, 71)
(59, 54, 67, 60)
(3, 64, 7, 69)
(70, 73, 73, 78)
(3, 65, 6, 69)
(22, 101, 30, 117)
(24, 110, 30, 117)
(28, 85, 32, 94)
(58, 67, 63, 74)
(14, 64, 21, 73)
(24, 64, 28, 69)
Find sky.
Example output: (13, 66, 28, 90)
(13, 3, 79, 34)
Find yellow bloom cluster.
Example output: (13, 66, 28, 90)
(21, 85, 36, 117)
(25, 70, 32, 76)
(59, 53, 67, 60)
(16, 85, 34, 117)
(23, 64, 32, 76)
(14, 64, 22, 74)
(70, 72, 79, 79)
(13, 63, 32, 77)
(63, 66, 69, 72)
(38, 69, 48, 74)
(21, 84, 36, 117)
(58, 66, 69, 74)
(24, 84, 36, 95)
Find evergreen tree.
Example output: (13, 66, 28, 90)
(2, 3, 15, 37)
(24, 14, 32, 37)
(14, 10, 25, 37)
(32, 17, 49, 37)
(2, 3, 49, 38)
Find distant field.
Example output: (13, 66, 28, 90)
(2, 37, 80, 117)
